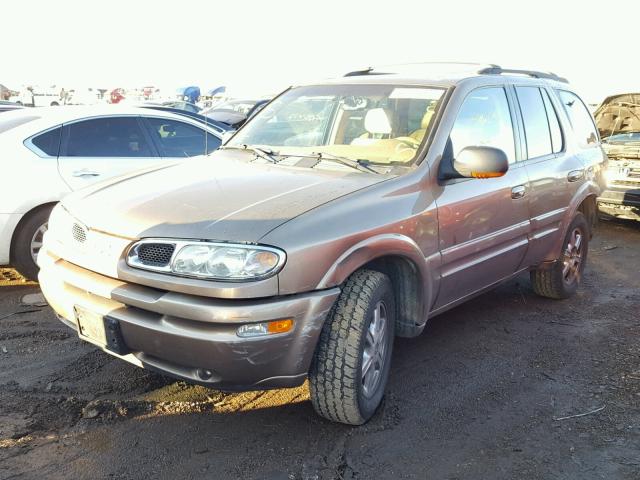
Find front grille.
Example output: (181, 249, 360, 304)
(612, 179, 640, 188)
(72, 223, 87, 243)
(137, 243, 175, 267)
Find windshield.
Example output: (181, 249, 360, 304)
(228, 84, 445, 167)
(602, 131, 640, 144)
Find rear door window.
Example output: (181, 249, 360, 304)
(541, 89, 563, 153)
(515, 87, 552, 159)
(557, 90, 599, 148)
(144, 118, 220, 157)
(31, 127, 62, 156)
(62, 117, 155, 157)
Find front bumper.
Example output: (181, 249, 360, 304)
(597, 187, 640, 220)
(38, 248, 340, 390)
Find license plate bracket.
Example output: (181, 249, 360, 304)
(74, 306, 130, 355)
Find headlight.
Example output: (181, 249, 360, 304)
(126, 240, 285, 281)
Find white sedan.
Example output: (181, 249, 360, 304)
(0, 106, 225, 279)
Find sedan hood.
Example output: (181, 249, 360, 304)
(62, 152, 389, 242)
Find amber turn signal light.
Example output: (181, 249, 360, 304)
(237, 319, 294, 337)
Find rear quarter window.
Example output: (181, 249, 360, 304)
(557, 90, 599, 148)
(30, 127, 62, 156)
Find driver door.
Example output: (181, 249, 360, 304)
(433, 86, 531, 309)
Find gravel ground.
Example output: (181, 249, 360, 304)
(0, 219, 638, 479)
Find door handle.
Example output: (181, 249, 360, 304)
(567, 169, 584, 182)
(511, 185, 526, 199)
(72, 169, 100, 177)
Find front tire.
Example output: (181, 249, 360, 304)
(11, 206, 54, 281)
(530, 212, 589, 299)
(309, 269, 395, 425)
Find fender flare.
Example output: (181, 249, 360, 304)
(551, 182, 599, 258)
(317, 233, 435, 327)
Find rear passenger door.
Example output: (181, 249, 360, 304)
(57, 116, 161, 190)
(513, 86, 588, 266)
(143, 117, 221, 158)
(433, 86, 531, 309)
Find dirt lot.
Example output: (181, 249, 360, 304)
(0, 220, 638, 480)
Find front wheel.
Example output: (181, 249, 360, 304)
(11, 206, 54, 281)
(309, 269, 395, 425)
(530, 212, 589, 299)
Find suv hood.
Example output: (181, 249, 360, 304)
(62, 153, 389, 242)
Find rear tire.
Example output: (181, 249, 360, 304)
(309, 269, 395, 425)
(530, 212, 589, 299)
(11, 206, 54, 281)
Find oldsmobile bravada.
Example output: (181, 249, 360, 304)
(38, 64, 606, 424)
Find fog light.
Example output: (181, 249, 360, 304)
(237, 319, 293, 337)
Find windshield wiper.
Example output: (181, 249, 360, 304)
(308, 152, 378, 173)
(220, 144, 278, 163)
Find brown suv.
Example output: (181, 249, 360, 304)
(38, 64, 606, 424)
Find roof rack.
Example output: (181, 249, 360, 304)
(477, 66, 569, 83)
(344, 62, 496, 78)
(343, 63, 569, 84)
(344, 67, 391, 77)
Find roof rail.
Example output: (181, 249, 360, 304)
(344, 62, 498, 77)
(478, 66, 568, 84)
(344, 67, 391, 77)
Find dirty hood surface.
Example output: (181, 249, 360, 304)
(62, 153, 389, 242)
(594, 93, 640, 140)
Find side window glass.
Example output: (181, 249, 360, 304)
(449, 87, 516, 163)
(515, 87, 552, 159)
(146, 118, 220, 157)
(541, 89, 563, 153)
(64, 117, 153, 157)
(31, 126, 62, 156)
(557, 90, 599, 148)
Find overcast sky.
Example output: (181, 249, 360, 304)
(2, 0, 637, 103)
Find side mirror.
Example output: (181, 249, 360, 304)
(442, 146, 509, 180)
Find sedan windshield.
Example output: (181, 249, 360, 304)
(228, 84, 445, 168)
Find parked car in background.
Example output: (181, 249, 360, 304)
(15, 86, 62, 107)
(202, 98, 270, 129)
(176, 86, 200, 104)
(38, 65, 605, 425)
(139, 105, 231, 133)
(0, 106, 224, 279)
(161, 100, 201, 113)
(0, 101, 23, 113)
(110, 88, 126, 104)
(593, 93, 640, 220)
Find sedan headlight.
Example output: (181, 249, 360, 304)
(126, 240, 285, 281)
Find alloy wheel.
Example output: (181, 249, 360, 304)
(361, 301, 389, 398)
(30, 222, 48, 263)
(562, 227, 584, 284)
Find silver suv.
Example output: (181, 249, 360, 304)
(38, 64, 606, 424)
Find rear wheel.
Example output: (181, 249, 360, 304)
(11, 206, 54, 281)
(309, 269, 395, 425)
(530, 212, 589, 299)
